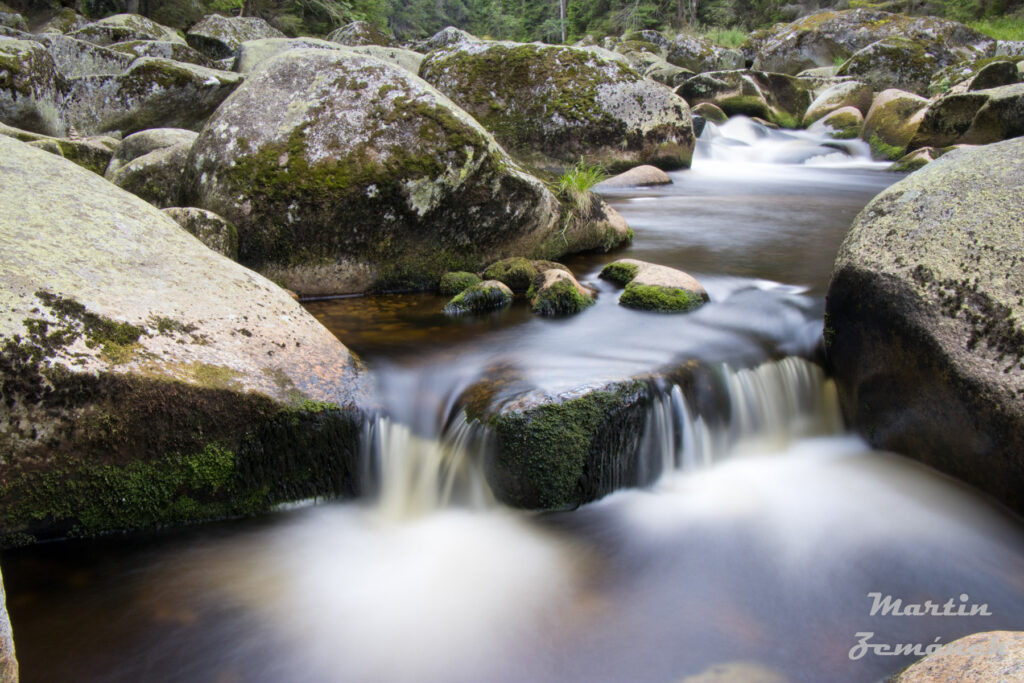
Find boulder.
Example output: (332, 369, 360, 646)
(825, 139, 1024, 515)
(68, 14, 185, 47)
(162, 207, 239, 258)
(614, 39, 664, 72)
(601, 258, 708, 312)
(996, 40, 1024, 57)
(420, 41, 695, 172)
(37, 7, 89, 34)
(443, 280, 512, 316)
(0, 37, 65, 136)
(437, 271, 481, 296)
(810, 105, 863, 139)
(910, 83, 1024, 149)
(692, 101, 728, 123)
(836, 37, 938, 96)
(186, 49, 616, 296)
(802, 80, 872, 125)
(482, 257, 568, 293)
(233, 37, 343, 73)
(596, 164, 672, 188)
(861, 88, 929, 159)
(106, 140, 191, 207)
(108, 39, 215, 68)
(185, 14, 285, 60)
(528, 269, 594, 316)
(666, 33, 744, 73)
(622, 30, 671, 52)
(106, 127, 197, 175)
(0, 135, 368, 546)
(415, 26, 480, 52)
(345, 45, 423, 75)
(644, 60, 692, 88)
(892, 631, 1024, 682)
(35, 33, 135, 78)
(966, 59, 1021, 91)
(747, 9, 995, 75)
(27, 133, 118, 174)
(0, 570, 13, 683)
(678, 70, 812, 128)
(0, 8, 25, 32)
(326, 20, 391, 47)
(889, 146, 934, 172)
(62, 57, 242, 136)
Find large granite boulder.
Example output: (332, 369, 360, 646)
(835, 37, 939, 96)
(892, 631, 1024, 682)
(420, 41, 695, 172)
(187, 48, 624, 296)
(185, 14, 285, 60)
(0, 135, 368, 546)
(666, 32, 744, 73)
(62, 57, 242, 135)
(106, 127, 197, 175)
(108, 39, 215, 68)
(35, 33, 135, 78)
(802, 80, 872, 125)
(233, 37, 422, 75)
(106, 140, 192, 207)
(910, 83, 1024, 149)
(825, 139, 1024, 515)
(861, 88, 929, 160)
(326, 20, 391, 47)
(37, 7, 90, 34)
(0, 37, 64, 136)
(746, 9, 994, 75)
(68, 13, 185, 47)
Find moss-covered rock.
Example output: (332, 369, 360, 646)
(644, 60, 692, 88)
(62, 57, 242, 136)
(528, 269, 594, 317)
(420, 41, 695, 173)
(326, 20, 391, 47)
(825, 138, 1024, 516)
(0, 572, 13, 683)
(162, 206, 239, 258)
(186, 48, 579, 296)
(861, 88, 929, 160)
(185, 13, 284, 60)
(677, 69, 812, 128)
(0, 37, 65, 136)
(602, 258, 708, 312)
(437, 270, 481, 296)
(0, 8, 26, 33)
(0, 135, 368, 546)
(888, 146, 934, 172)
(746, 9, 995, 75)
(911, 83, 1024, 149)
(836, 37, 939, 96)
(109, 39, 215, 68)
(482, 257, 569, 293)
(443, 280, 512, 316)
(802, 80, 872, 125)
(69, 13, 185, 47)
(106, 140, 191, 207)
(666, 32, 743, 73)
(809, 105, 863, 140)
(37, 7, 90, 35)
(233, 36, 342, 73)
(26, 133, 118, 175)
(105, 127, 196, 175)
(415, 25, 481, 53)
(36, 33, 135, 79)
(692, 101, 728, 124)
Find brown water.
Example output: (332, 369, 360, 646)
(5, 119, 1024, 683)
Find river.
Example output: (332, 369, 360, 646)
(4, 118, 1024, 683)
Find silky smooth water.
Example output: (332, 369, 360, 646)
(5, 119, 1023, 683)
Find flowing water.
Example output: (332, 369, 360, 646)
(5, 118, 1024, 683)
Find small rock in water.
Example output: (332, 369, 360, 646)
(600, 258, 708, 312)
(528, 269, 594, 316)
(443, 280, 513, 316)
(438, 271, 482, 296)
(595, 165, 672, 189)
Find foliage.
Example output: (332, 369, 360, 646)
(968, 17, 1024, 40)
(557, 158, 607, 214)
(702, 25, 745, 47)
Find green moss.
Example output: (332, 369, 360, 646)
(444, 281, 512, 316)
(530, 278, 594, 316)
(869, 132, 906, 161)
(599, 261, 639, 286)
(768, 109, 801, 130)
(481, 257, 539, 292)
(619, 283, 705, 312)
(438, 270, 482, 296)
(30, 290, 145, 362)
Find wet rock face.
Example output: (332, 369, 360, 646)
(186, 48, 572, 297)
(420, 41, 695, 173)
(826, 138, 1024, 515)
(0, 135, 368, 546)
(677, 70, 812, 128)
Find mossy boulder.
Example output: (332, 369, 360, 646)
(26, 133, 118, 175)
(185, 14, 285, 60)
(601, 258, 708, 312)
(0, 135, 368, 546)
(443, 280, 512, 316)
(0, 37, 65, 136)
(644, 60, 692, 88)
(36, 33, 135, 79)
(888, 146, 934, 172)
(108, 39, 215, 68)
(528, 269, 594, 317)
(910, 83, 1024, 149)
(836, 37, 939, 96)
(68, 13, 185, 47)
(809, 105, 863, 139)
(0, 573, 13, 683)
(482, 257, 568, 293)
(233, 36, 343, 73)
(106, 140, 192, 207)
(0, 8, 25, 32)
(326, 20, 391, 47)
(186, 48, 577, 296)
(677, 69, 812, 128)
(437, 271, 481, 296)
(62, 57, 242, 136)
(746, 9, 995, 75)
(415, 25, 480, 52)
(861, 88, 929, 160)
(825, 138, 1024, 515)
(420, 41, 695, 173)
(37, 7, 90, 34)
(162, 206, 239, 258)
(666, 32, 743, 73)
(802, 80, 872, 125)
(692, 101, 728, 124)
(105, 127, 197, 175)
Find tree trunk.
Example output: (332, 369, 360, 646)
(559, 0, 566, 42)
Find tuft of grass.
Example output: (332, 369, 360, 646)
(968, 18, 1024, 41)
(557, 159, 607, 215)
(833, 54, 848, 68)
(702, 27, 747, 49)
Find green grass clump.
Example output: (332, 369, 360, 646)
(438, 271, 482, 296)
(619, 283, 705, 312)
(968, 18, 1024, 41)
(702, 27, 747, 49)
(599, 261, 639, 286)
(557, 159, 607, 214)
